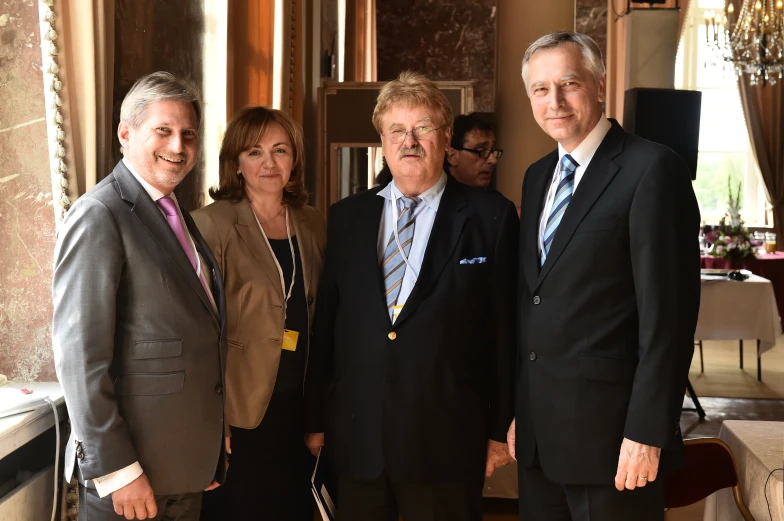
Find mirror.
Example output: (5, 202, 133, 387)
(331, 144, 389, 200)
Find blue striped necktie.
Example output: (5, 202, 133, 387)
(382, 196, 419, 319)
(541, 154, 578, 266)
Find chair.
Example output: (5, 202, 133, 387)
(664, 437, 755, 521)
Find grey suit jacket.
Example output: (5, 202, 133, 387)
(52, 161, 228, 496)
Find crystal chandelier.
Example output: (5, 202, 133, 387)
(704, 0, 784, 86)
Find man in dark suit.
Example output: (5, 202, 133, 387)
(508, 32, 700, 520)
(52, 72, 228, 521)
(304, 71, 518, 521)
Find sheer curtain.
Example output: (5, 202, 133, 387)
(58, 0, 115, 195)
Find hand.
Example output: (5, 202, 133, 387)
(305, 432, 325, 457)
(204, 437, 232, 492)
(614, 437, 661, 491)
(507, 418, 516, 461)
(485, 440, 513, 478)
(111, 473, 157, 520)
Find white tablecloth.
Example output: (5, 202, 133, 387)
(696, 274, 782, 353)
(703, 421, 784, 521)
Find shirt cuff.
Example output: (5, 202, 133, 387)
(92, 461, 143, 498)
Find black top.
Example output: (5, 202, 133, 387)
(269, 236, 308, 394)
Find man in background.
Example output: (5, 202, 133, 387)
(446, 112, 503, 189)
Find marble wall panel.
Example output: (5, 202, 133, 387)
(113, 0, 206, 211)
(377, 0, 496, 112)
(577, 0, 608, 62)
(0, 0, 57, 381)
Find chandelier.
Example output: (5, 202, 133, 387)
(704, 1, 784, 86)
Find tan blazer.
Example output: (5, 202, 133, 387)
(192, 199, 326, 429)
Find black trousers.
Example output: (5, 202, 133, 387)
(200, 388, 315, 521)
(337, 469, 484, 521)
(518, 453, 664, 521)
(78, 484, 202, 521)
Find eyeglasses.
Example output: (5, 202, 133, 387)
(383, 125, 445, 144)
(455, 147, 504, 159)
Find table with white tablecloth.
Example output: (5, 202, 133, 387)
(703, 420, 784, 521)
(696, 274, 782, 380)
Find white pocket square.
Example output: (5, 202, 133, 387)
(459, 257, 487, 265)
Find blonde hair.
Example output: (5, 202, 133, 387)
(372, 71, 453, 134)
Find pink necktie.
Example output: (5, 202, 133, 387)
(157, 197, 216, 311)
(157, 196, 199, 273)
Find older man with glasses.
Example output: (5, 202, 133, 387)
(304, 71, 518, 521)
(446, 112, 504, 189)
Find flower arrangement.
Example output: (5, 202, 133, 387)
(706, 178, 756, 260)
(707, 217, 756, 259)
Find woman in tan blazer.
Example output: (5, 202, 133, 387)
(193, 106, 326, 521)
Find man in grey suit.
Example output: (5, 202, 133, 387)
(52, 72, 228, 521)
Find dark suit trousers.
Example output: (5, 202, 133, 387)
(338, 470, 483, 521)
(518, 451, 664, 521)
(78, 484, 202, 521)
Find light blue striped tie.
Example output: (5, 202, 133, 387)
(541, 154, 578, 266)
(382, 196, 419, 319)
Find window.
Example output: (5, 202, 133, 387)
(675, 0, 771, 226)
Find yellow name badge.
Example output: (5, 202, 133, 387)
(282, 329, 299, 351)
(392, 305, 404, 323)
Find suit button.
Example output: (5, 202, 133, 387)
(529, 351, 537, 361)
(388, 331, 397, 340)
(215, 384, 223, 395)
(308, 296, 314, 305)
(533, 296, 541, 305)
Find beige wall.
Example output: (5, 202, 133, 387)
(494, 0, 575, 204)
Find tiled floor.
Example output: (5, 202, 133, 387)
(680, 395, 784, 437)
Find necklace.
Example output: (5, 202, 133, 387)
(251, 203, 285, 225)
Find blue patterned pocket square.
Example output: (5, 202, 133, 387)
(459, 257, 487, 265)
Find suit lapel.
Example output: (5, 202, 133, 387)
(359, 191, 389, 319)
(534, 122, 626, 289)
(522, 153, 557, 292)
(114, 163, 218, 322)
(290, 206, 313, 298)
(233, 200, 284, 300)
(183, 211, 221, 322)
(394, 177, 467, 326)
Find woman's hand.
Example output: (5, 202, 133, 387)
(305, 432, 325, 457)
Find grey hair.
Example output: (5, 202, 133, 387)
(120, 71, 203, 131)
(521, 32, 606, 96)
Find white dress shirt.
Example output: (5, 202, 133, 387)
(537, 115, 612, 255)
(377, 172, 447, 310)
(91, 159, 214, 498)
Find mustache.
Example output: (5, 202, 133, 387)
(397, 146, 425, 159)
